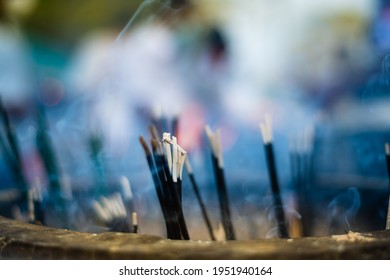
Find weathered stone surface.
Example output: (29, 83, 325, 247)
(1, 216, 390, 259)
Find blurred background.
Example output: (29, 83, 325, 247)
(1, 0, 390, 240)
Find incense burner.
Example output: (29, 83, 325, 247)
(1, 216, 390, 259)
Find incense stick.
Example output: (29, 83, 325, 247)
(88, 132, 107, 198)
(119, 176, 134, 213)
(132, 211, 139, 233)
(259, 115, 289, 238)
(289, 134, 310, 237)
(35, 107, 69, 226)
(385, 143, 390, 230)
(0, 98, 27, 198)
(205, 126, 235, 240)
(35, 107, 62, 195)
(185, 157, 216, 240)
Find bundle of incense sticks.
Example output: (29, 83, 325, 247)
(161, 132, 189, 239)
(205, 126, 235, 240)
(289, 129, 314, 237)
(185, 157, 216, 240)
(140, 129, 189, 240)
(0, 98, 28, 199)
(385, 143, 390, 230)
(259, 115, 289, 238)
(139, 135, 179, 239)
(91, 192, 131, 232)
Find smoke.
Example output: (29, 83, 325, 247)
(327, 187, 361, 233)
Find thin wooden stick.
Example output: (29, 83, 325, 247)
(0, 98, 27, 196)
(88, 132, 106, 198)
(260, 115, 289, 238)
(385, 143, 390, 230)
(185, 157, 216, 240)
(205, 126, 235, 240)
(35, 107, 62, 195)
(132, 211, 139, 233)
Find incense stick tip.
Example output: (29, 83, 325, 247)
(139, 136, 151, 156)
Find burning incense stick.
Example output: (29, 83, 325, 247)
(289, 133, 312, 237)
(185, 157, 216, 240)
(259, 115, 289, 238)
(139, 135, 180, 239)
(205, 126, 235, 240)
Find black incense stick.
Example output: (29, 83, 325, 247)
(385, 143, 390, 230)
(260, 116, 289, 239)
(185, 157, 216, 240)
(385, 143, 390, 183)
(205, 126, 235, 240)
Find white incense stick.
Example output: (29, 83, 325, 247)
(185, 157, 193, 175)
(112, 193, 127, 218)
(163, 133, 173, 174)
(119, 176, 133, 201)
(172, 136, 178, 182)
(178, 149, 186, 180)
(205, 125, 224, 168)
(132, 211, 138, 226)
(92, 200, 110, 222)
(259, 114, 272, 144)
(213, 221, 226, 242)
(132, 211, 139, 233)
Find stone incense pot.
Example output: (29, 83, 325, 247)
(1, 216, 390, 259)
